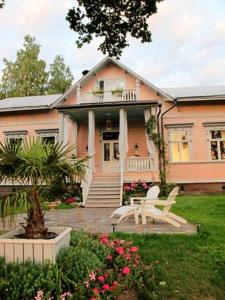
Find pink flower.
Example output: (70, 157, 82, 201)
(93, 288, 99, 294)
(122, 266, 131, 275)
(98, 275, 105, 282)
(124, 184, 131, 191)
(106, 254, 113, 260)
(115, 247, 125, 255)
(99, 234, 109, 245)
(89, 272, 96, 281)
(124, 253, 131, 260)
(130, 246, 139, 253)
(90, 298, 97, 300)
(84, 281, 90, 288)
(102, 284, 110, 290)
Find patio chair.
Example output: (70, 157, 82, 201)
(110, 185, 160, 224)
(139, 187, 187, 227)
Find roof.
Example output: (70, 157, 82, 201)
(0, 94, 62, 112)
(160, 85, 225, 100)
(54, 56, 173, 106)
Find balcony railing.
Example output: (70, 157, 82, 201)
(80, 90, 136, 104)
(125, 156, 154, 172)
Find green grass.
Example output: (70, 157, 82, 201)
(113, 195, 225, 299)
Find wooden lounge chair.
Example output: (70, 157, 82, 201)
(110, 185, 160, 223)
(139, 187, 187, 227)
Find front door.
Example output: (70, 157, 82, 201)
(102, 132, 120, 172)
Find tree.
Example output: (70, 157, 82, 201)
(66, 0, 163, 58)
(0, 139, 86, 239)
(0, 35, 48, 99)
(48, 55, 74, 94)
(0, 0, 4, 9)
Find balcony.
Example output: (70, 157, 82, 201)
(80, 90, 137, 104)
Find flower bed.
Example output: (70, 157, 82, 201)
(123, 180, 150, 205)
(0, 231, 149, 300)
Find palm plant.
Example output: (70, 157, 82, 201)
(0, 138, 87, 239)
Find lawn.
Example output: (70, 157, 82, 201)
(113, 195, 225, 299)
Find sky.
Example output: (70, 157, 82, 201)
(0, 0, 225, 87)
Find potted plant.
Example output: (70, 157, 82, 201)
(111, 88, 124, 97)
(92, 88, 104, 95)
(0, 138, 87, 263)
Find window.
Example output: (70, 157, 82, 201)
(97, 79, 125, 91)
(4, 130, 27, 146)
(210, 130, 225, 160)
(35, 129, 59, 145)
(169, 130, 191, 162)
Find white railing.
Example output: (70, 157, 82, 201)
(125, 156, 154, 172)
(81, 155, 94, 205)
(80, 90, 136, 104)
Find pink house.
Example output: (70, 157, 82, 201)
(1, 57, 225, 205)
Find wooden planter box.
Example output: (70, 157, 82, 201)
(0, 227, 71, 263)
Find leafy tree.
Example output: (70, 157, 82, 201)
(66, 0, 163, 58)
(0, 0, 4, 9)
(48, 55, 74, 94)
(0, 138, 87, 238)
(0, 35, 48, 99)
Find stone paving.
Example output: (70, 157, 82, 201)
(0, 207, 197, 235)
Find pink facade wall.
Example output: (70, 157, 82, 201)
(165, 102, 225, 183)
(0, 110, 59, 141)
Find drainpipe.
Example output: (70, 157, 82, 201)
(156, 104, 162, 175)
(160, 99, 178, 178)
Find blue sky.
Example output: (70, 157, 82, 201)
(0, 0, 225, 87)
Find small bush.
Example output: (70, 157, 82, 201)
(57, 246, 103, 292)
(0, 258, 60, 300)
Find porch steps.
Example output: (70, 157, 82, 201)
(85, 174, 121, 208)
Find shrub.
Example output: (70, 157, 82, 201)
(70, 231, 110, 261)
(122, 180, 151, 205)
(0, 258, 60, 300)
(57, 246, 103, 292)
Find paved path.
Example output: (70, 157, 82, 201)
(0, 207, 197, 234)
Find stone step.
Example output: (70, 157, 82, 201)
(85, 202, 119, 208)
(88, 191, 120, 196)
(89, 186, 120, 190)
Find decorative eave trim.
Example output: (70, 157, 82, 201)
(165, 123, 194, 129)
(203, 122, 225, 127)
(4, 130, 28, 135)
(35, 129, 59, 134)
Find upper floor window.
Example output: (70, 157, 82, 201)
(169, 129, 191, 162)
(210, 130, 225, 160)
(97, 79, 125, 91)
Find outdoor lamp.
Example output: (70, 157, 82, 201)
(133, 143, 140, 156)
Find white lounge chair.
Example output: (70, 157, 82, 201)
(110, 185, 160, 224)
(138, 187, 187, 227)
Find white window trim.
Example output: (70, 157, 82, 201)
(168, 128, 192, 163)
(35, 129, 59, 143)
(207, 127, 225, 161)
(4, 130, 27, 142)
(96, 78, 126, 91)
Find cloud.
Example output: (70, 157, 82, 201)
(0, 0, 225, 86)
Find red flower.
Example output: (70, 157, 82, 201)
(99, 234, 109, 245)
(106, 254, 113, 260)
(115, 247, 125, 255)
(102, 284, 110, 290)
(92, 288, 99, 294)
(124, 253, 131, 260)
(98, 275, 105, 282)
(90, 298, 97, 300)
(65, 197, 76, 204)
(130, 246, 139, 253)
(122, 266, 131, 275)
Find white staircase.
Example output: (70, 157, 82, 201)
(85, 173, 121, 208)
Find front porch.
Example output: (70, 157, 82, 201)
(58, 101, 160, 206)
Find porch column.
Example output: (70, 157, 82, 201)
(119, 108, 128, 171)
(58, 113, 65, 144)
(71, 118, 78, 156)
(88, 110, 95, 171)
(144, 107, 158, 170)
